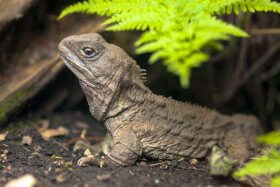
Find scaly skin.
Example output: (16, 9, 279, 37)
(58, 33, 262, 167)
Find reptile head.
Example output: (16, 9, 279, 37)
(58, 33, 146, 120)
(58, 33, 144, 87)
(59, 33, 111, 85)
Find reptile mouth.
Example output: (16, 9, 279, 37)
(58, 45, 96, 88)
(58, 45, 85, 73)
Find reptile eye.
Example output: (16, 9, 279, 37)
(81, 47, 98, 58)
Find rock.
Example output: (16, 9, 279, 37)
(190, 158, 198, 165)
(4, 174, 37, 187)
(22, 136, 32, 145)
(96, 174, 111, 181)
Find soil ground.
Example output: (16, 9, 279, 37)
(0, 112, 242, 187)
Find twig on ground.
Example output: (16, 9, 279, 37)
(51, 139, 69, 151)
(149, 161, 170, 167)
(251, 28, 280, 35)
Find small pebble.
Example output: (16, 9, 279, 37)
(190, 158, 198, 165)
(96, 174, 111, 181)
(0, 131, 8, 142)
(177, 160, 187, 169)
(22, 136, 32, 145)
(0, 149, 9, 163)
(154, 179, 160, 184)
(137, 161, 146, 166)
(56, 173, 67, 183)
(84, 149, 92, 156)
(4, 174, 37, 187)
(160, 164, 169, 170)
(171, 160, 178, 166)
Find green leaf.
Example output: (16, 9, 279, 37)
(59, 0, 280, 88)
(272, 175, 280, 187)
(257, 131, 280, 145)
(58, 2, 91, 19)
(234, 150, 280, 178)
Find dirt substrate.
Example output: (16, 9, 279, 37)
(0, 112, 242, 187)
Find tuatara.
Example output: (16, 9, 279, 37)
(58, 33, 262, 174)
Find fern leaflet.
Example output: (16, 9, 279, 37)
(59, 0, 280, 87)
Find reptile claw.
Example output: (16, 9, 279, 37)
(77, 155, 108, 168)
(77, 155, 97, 167)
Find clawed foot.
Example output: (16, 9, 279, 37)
(208, 145, 237, 176)
(77, 155, 120, 168)
(77, 155, 104, 167)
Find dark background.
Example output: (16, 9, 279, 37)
(1, 0, 280, 131)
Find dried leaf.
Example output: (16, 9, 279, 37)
(0, 131, 8, 142)
(22, 136, 32, 145)
(40, 126, 69, 140)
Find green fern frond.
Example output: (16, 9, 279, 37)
(194, 15, 249, 37)
(59, 0, 280, 88)
(234, 130, 280, 187)
(58, 1, 91, 19)
(135, 31, 158, 46)
(213, 0, 280, 15)
(106, 12, 163, 31)
(272, 176, 280, 187)
(234, 149, 280, 178)
(257, 131, 280, 145)
(59, 0, 152, 19)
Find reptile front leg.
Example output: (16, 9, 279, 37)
(78, 126, 141, 167)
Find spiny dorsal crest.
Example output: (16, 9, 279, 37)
(139, 68, 147, 82)
(127, 59, 147, 83)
